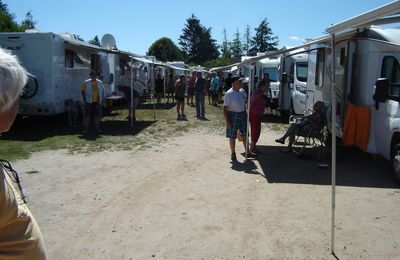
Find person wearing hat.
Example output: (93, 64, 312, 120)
(0, 47, 47, 259)
(81, 70, 105, 134)
(175, 74, 186, 120)
(223, 75, 254, 161)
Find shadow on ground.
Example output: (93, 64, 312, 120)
(254, 144, 396, 189)
(2, 115, 155, 141)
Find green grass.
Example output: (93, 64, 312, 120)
(0, 98, 288, 161)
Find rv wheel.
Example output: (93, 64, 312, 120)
(21, 75, 38, 100)
(391, 143, 400, 185)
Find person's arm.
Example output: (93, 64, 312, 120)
(224, 106, 231, 129)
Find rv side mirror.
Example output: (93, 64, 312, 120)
(281, 72, 287, 84)
(373, 78, 389, 109)
(287, 75, 294, 84)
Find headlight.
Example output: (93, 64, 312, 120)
(295, 84, 307, 94)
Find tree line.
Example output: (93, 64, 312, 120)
(0, 2, 279, 68)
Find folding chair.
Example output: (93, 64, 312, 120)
(290, 115, 327, 161)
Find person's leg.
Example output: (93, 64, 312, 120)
(176, 101, 181, 118)
(181, 100, 185, 117)
(200, 94, 205, 118)
(230, 138, 236, 154)
(195, 94, 200, 117)
(94, 103, 102, 132)
(276, 123, 297, 143)
(83, 104, 91, 133)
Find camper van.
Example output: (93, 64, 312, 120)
(0, 31, 114, 116)
(255, 56, 281, 109)
(279, 50, 308, 117)
(305, 26, 400, 183)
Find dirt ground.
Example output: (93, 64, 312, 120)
(14, 127, 400, 259)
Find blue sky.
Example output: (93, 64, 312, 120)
(5, 0, 394, 55)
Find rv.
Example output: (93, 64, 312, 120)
(305, 26, 400, 183)
(255, 56, 280, 109)
(279, 49, 309, 117)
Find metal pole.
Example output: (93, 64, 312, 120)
(130, 57, 134, 128)
(330, 34, 337, 255)
(245, 64, 252, 161)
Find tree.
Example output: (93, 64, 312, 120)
(179, 14, 219, 65)
(147, 37, 183, 62)
(88, 35, 101, 46)
(230, 28, 242, 61)
(242, 24, 252, 55)
(249, 18, 279, 55)
(220, 28, 231, 59)
(0, 0, 23, 32)
(20, 10, 36, 30)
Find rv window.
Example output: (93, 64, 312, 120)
(340, 48, 345, 66)
(65, 50, 74, 68)
(296, 62, 308, 82)
(262, 68, 278, 82)
(382, 56, 400, 98)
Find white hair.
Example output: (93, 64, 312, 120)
(0, 47, 28, 112)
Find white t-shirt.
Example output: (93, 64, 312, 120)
(223, 87, 247, 112)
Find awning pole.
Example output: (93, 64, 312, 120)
(245, 64, 252, 161)
(330, 33, 337, 255)
(130, 57, 134, 128)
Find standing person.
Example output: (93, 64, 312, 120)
(186, 71, 196, 106)
(82, 70, 105, 134)
(166, 74, 175, 104)
(217, 71, 224, 103)
(194, 71, 206, 119)
(118, 85, 140, 122)
(249, 80, 268, 154)
(205, 73, 212, 105)
(155, 73, 164, 104)
(175, 74, 186, 120)
(223, 75, 254, 161)
(210, 72, 219, 106)
(0, 47, 47, 259)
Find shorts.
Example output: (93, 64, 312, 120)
(187, 88, 195, 96)
(85, 102, 101, 117)
(175, 96, 184, 102)
(226, 111, 247, 139)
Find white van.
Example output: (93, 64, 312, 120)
(255, 56, 280, 109)
(279, 50, 308, 117)
(305, 26, 400, 183)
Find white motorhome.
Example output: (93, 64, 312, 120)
(279, 50, 309, 116)
(255, 56, 280, 109)
(0, 31, 114, 116)
(306, 25, 400, 183)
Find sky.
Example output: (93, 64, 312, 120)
(5, 0, 395, 56)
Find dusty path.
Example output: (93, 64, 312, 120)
(14, 128, 400, 259)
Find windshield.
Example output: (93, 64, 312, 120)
(262, 68, 278, 82)
(296, 62, 308, 82)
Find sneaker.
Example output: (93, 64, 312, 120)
(275, 138, 285, 144)
(96, 128, 103, 133)
(177, 115, 181, 120)
(231, 153, 237, 162)
(181, 113, 186, 118)
(247, 151, 258, 158)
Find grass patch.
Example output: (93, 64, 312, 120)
(0, 98, 288, 161)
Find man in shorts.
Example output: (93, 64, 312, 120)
(223, 75, 255, 161)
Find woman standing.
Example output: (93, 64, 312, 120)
(249, 80, 268, 153)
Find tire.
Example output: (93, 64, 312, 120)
(21, 75, 38, 100)
(391, 143, 400, 185)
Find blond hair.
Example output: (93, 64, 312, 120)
(0, 48, 28, 112)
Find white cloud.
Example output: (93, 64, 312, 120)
(289, 36, 303, 42)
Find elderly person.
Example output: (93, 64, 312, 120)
(0, 48, 46, 259)
(249, 80, 268, 154)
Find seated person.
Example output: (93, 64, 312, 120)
(118, 85, 140, 121)
(275, 101, 325, 152)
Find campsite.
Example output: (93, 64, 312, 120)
(1, 0, 400, 259)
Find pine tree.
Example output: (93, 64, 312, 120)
(20, 11, 36, 30)
(147, 37, 183, 62)
(0, 0, 23, 32)
(249, 18, 279, 55)
(230, 28, 242, 61)
(242, 24, 251, 55)
(179, 14, 219, 65)
(88, 35, 101, 46)
(220, 28, 231, 59)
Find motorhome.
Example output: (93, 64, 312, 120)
(305, 25, 400, 183)
(0, 31, 114, 116)
(279, 49, 308, 117)
(255, 56, 281, 109)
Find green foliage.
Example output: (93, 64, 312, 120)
(0, 1, 23, 32)
(249, 18, 279, 55)
(20, 11, 36, 30)
(230, 28, 242, 62)
(88, 35, 101, 46)
(147, 37, 183, 62)
(179, 14, 219, 65)
(242, 24, 251, 56)
(204, 55, 233, 70)
(220, 28, 231, 59)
